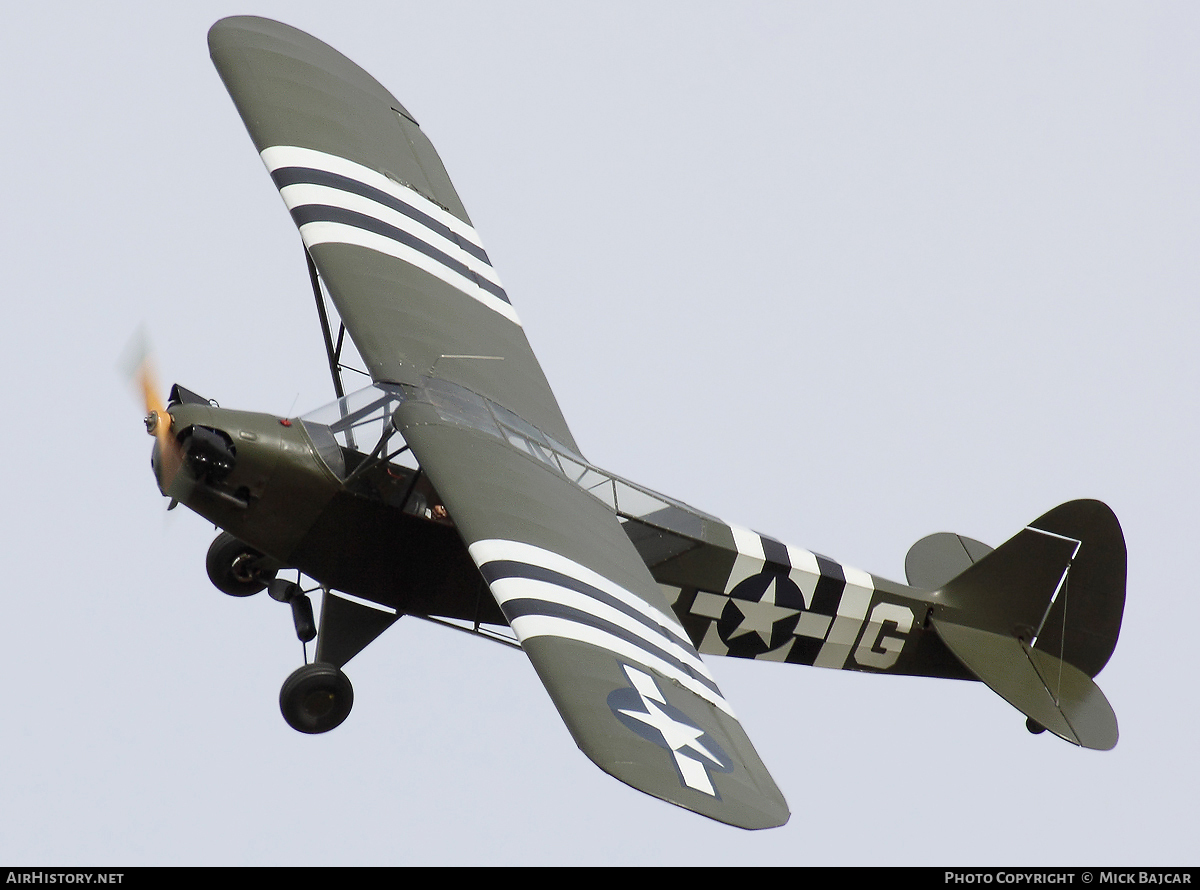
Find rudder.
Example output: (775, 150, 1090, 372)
(919, 499, 1126, 749)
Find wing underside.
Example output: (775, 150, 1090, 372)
(208, 16, 577, 452)
(393, 387, 789, 828)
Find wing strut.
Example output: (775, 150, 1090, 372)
(306, 249, 347, 400)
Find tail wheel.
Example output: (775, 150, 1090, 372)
(206, 532, 277, 597)
(280, 663, 354, 734)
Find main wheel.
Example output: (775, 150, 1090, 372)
(205, 532, 277, 597)
(280, 663, 354, 734)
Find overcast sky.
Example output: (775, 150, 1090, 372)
(2, 1, 1197, 865)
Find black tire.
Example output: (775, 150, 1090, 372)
(280, 663, 354, 734)
(205, 532, 277, 597)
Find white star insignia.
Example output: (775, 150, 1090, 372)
(727, 576, 799, 646)
(618, 666, 724, 795)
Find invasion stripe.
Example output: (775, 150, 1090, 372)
(480, 560, 697, 654)
(760, 535, 790, 569)
(278, 181, 502, 288)
(289, 204, 510, 304)
(485, 570, 716, 687)
(271, 166, 492, 265)
(261, 145, 483, 248)
(471, 540, 694, 648)
(498, 596, 722, 698)
(507, 613, 735, 717)
(261, 144, 519, 324)
(469, 539, 732, 714)
(295, 221, 521, 325)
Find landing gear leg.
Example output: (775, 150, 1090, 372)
(271, 580, 353, 733)
(272, 583, 398, 735)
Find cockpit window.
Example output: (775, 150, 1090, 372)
(303, 421, 346, 479)
(298, 384, 410, 479)
(296, 382, 715, 536)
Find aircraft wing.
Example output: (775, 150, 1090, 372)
(393, 385, 789, 828)
(208, 15, 577, 453)
(209, 16, 788, 828)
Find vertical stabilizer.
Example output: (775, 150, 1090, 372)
(922, 500, 1125, 748)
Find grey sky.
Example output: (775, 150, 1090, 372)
(2, 1, 1196, 865)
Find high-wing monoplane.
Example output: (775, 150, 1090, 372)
(137, 17, 1126, 830)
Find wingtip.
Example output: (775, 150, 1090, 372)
(206, 16, 419, 128)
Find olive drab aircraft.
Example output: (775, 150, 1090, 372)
(137, 17, 1127, 830)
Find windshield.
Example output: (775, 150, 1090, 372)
(298, 384, 412, 479)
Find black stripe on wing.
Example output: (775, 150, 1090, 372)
(499, 596, 723, 699)
(480, 560, 696, 652)
(289, 203, 511, 305)
(271, 165, 493, 265)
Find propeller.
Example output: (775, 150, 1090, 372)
(142, 359, 184, 495)
(122, 330, 183, 498)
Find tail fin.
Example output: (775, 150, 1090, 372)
(917, 500, 1126, 750)
(1024, 499, 1126, 678)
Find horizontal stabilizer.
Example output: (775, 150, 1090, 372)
(931, 618, 1118, 750)
(905, 532, 993, 590)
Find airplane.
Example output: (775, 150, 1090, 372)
(137, 16, 1126, 830)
